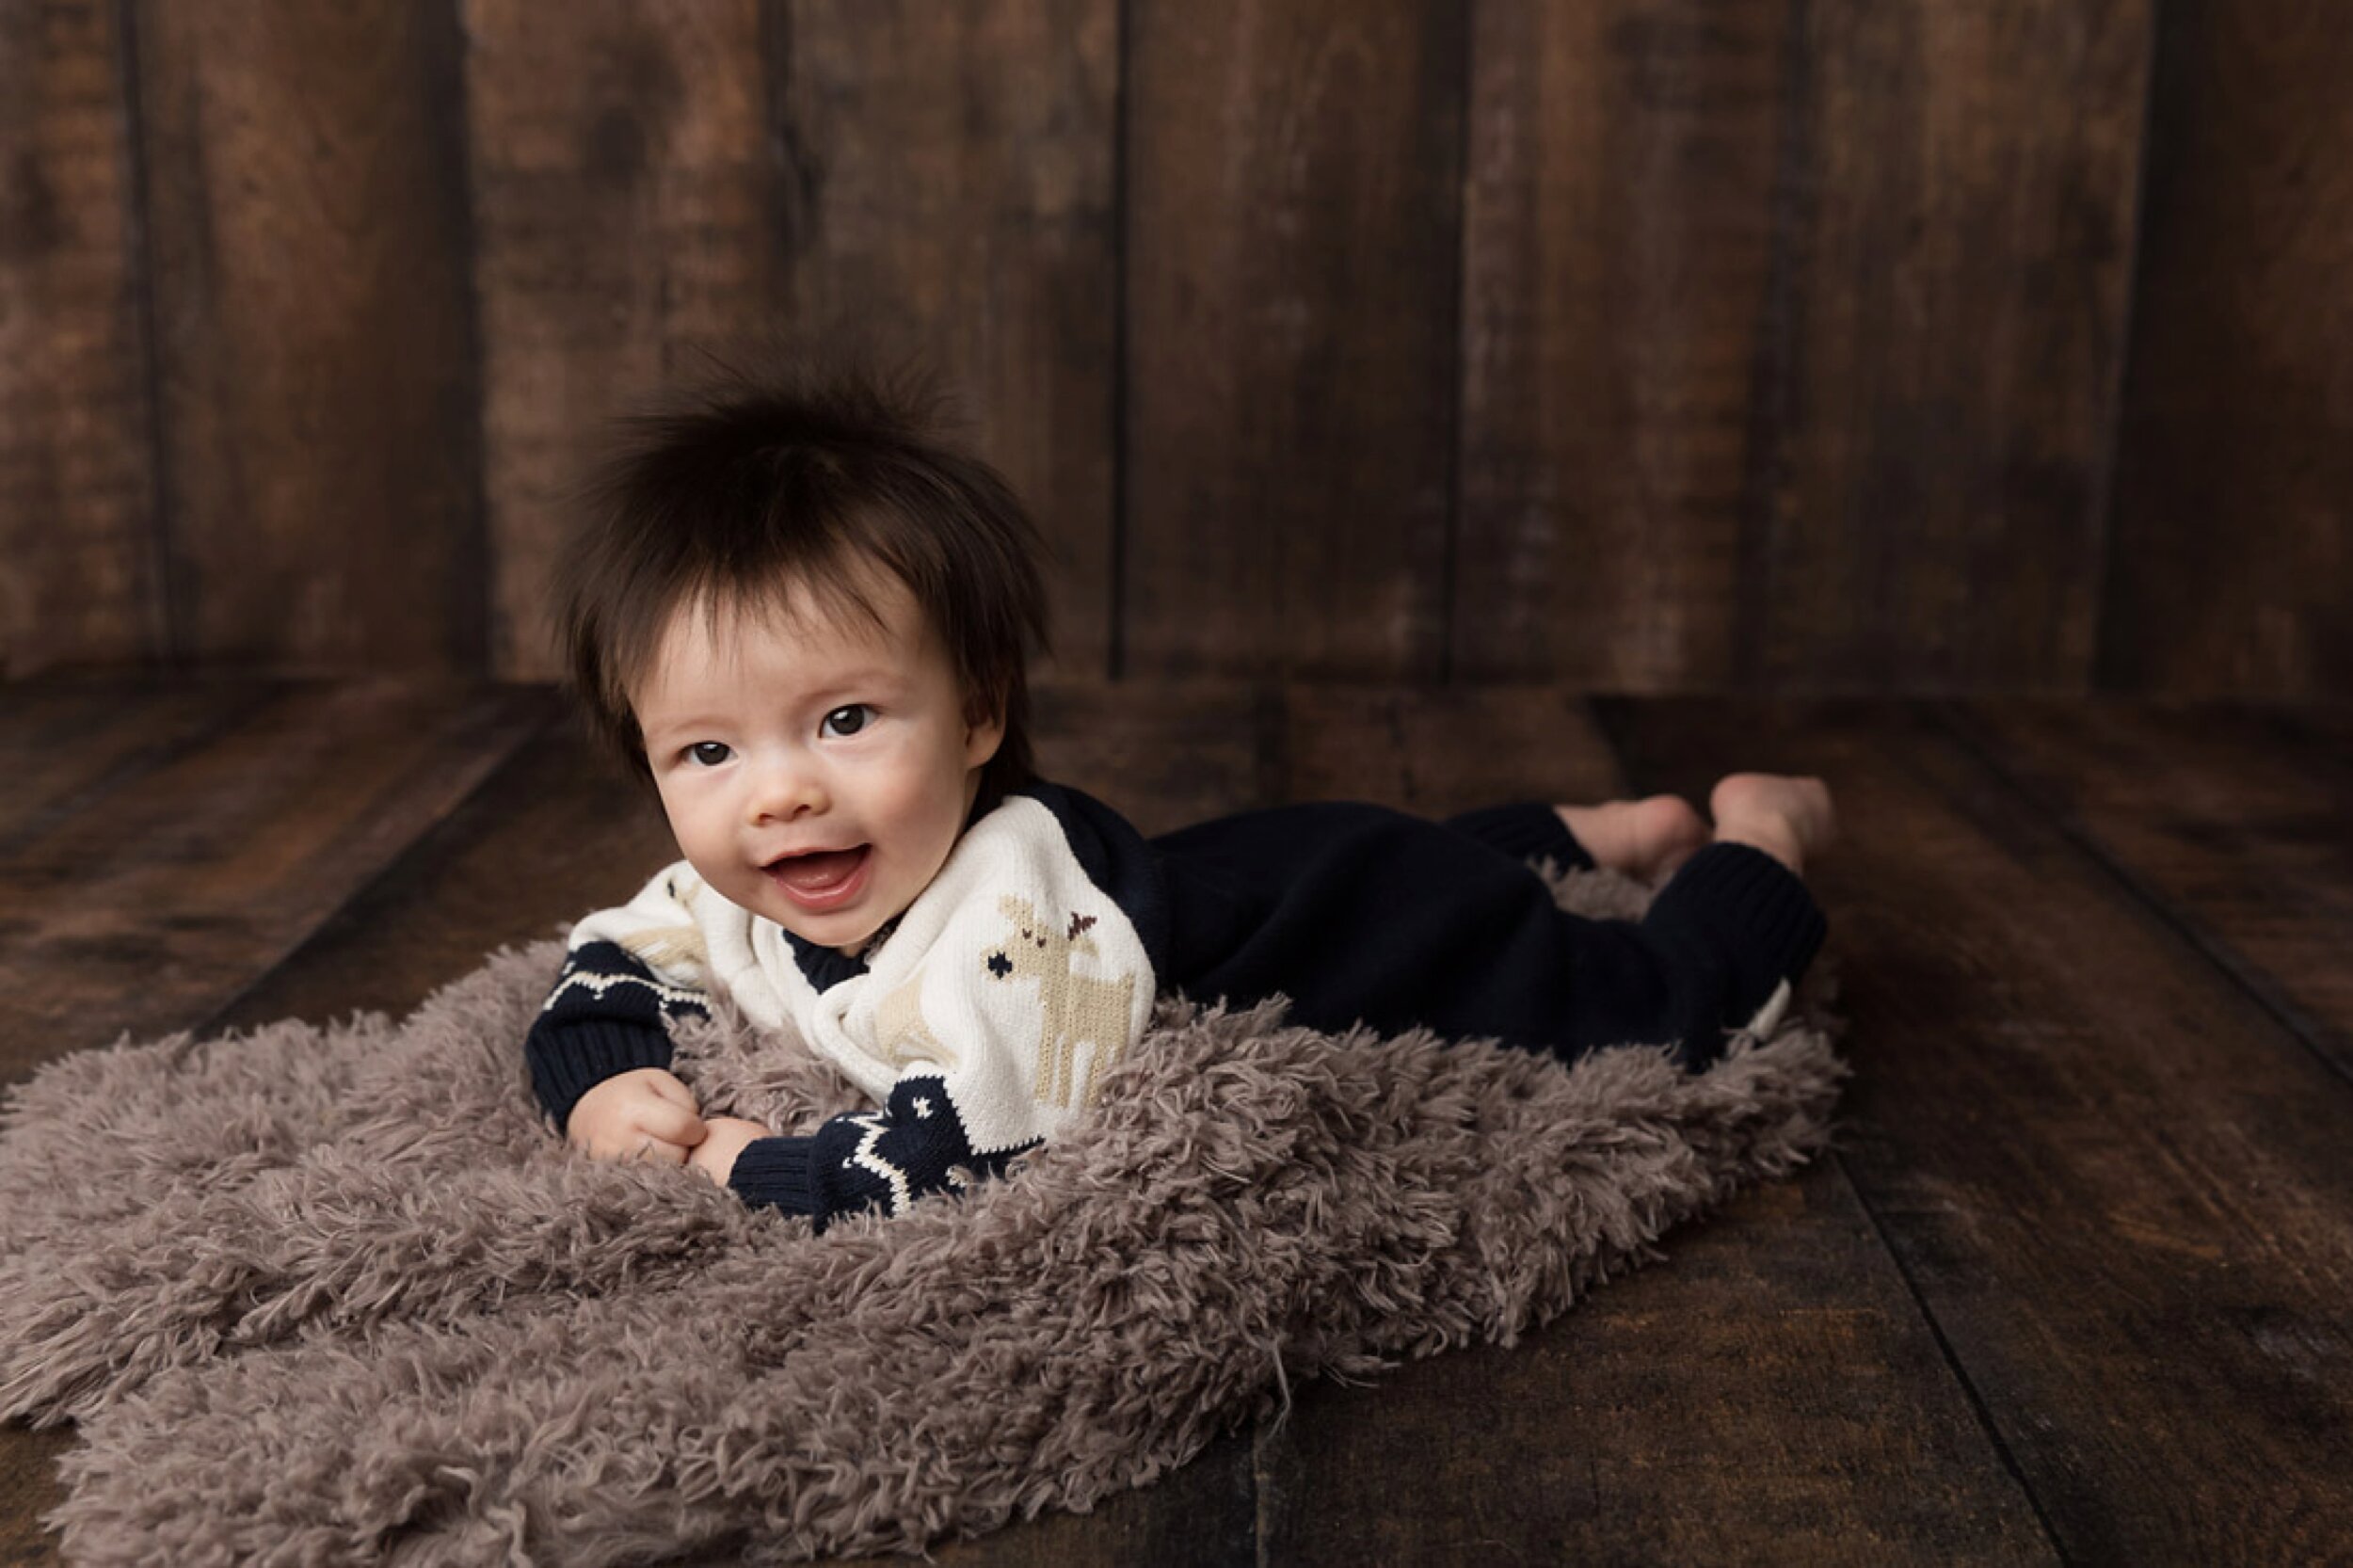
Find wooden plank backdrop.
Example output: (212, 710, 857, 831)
(1455, 0, 1787, 689)
(0, 0, 161, 675)
(465, 0, 1118, 683)
(466, 0, 792, 681)
(133, 0, 488, 673)
(2097, 0, 2353, 696)
(1122, 0, 1465, 680)
(1729, 1, 2150, 692)
(1, 0, 2348, 697)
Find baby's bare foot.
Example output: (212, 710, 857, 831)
(1554, 795, 1710, 880)
(1708, 773, 1837, 875)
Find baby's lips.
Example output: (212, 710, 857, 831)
(769, 843, 871, 893)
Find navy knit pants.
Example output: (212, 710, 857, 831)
(1146, 800, 1824, 1069)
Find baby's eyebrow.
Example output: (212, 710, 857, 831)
(816, 667, 900, 694)
(640, 670, 904, 737)
(638, 716, 722, 749)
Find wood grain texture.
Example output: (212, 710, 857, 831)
(1257, 1172, 2053, 1567)
(1945, 699, 2353, 1082)
(1453, 0, 1789, 688)
(0, 677, 271, 855)
(1742, 2, 2151, 691)
(201, 707, 668, 1033)
(465, 0, 786, 680)
(469, 0, 1120, 686)
(1123, 0, 1465, 680)
(134, 0, 485, 672)
(0, 680, 547, 1084)
(1032, 680, 1275, 834)
(0, 0, 162, 677)
(2097, 0, 2353, 698)
(1034, 683, 1630, 828)
(772, 0, 1120, 687)
(0, 1425, 70, 1568)
(1283, 685, 1622, 813)
(1606, 696, 2353, 1563)
(831, 1429, 1258, 1568)
(13, 4, 2353, 704)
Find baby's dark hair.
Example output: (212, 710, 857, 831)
(551, 354, 1051, 804)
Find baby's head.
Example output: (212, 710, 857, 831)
(552, 359, 1050, 953)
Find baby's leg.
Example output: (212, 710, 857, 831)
(1553, 796, 1710, 880)
(1707, 773, 1837, 876)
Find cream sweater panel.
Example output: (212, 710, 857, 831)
(562, 795, 1158, 1154)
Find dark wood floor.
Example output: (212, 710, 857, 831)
(3, 678, 2349, 1565)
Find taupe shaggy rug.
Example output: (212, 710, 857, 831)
(0, 865, 1844, 1565)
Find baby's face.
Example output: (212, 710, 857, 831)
(632, 573, 1004, 953)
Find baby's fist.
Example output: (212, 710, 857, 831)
(568, 1067, 705, 1165)
(686, 1116, 773, 1188)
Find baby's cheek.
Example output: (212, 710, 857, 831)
(865, 758, 942, 833)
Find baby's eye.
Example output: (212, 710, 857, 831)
(685, 742, 731, 767)
(821, 704, 872, 738)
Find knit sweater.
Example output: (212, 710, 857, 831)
(525, 782, 1827, 1230)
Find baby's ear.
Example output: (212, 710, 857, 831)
(962, 691, 1007, 768)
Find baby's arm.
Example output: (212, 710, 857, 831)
(525, 864, 716, 1154)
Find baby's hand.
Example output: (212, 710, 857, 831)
(686, 1116, 773, 1189)
(568, 1068, 706, 1165)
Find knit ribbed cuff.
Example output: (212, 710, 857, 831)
(1443, 802, 1595, 870)
(525, 1020, 677, 1133)
(1641, 841, 1828, 1032)
(729, 1136, 821, 1218)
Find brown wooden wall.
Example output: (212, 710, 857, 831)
(2, 0, 2346, 697)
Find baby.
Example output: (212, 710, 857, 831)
(526, 364, 1836, 1231)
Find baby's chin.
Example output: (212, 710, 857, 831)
(769, 897, 908, 958)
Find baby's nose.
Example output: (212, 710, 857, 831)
(747, 757, 825, 821)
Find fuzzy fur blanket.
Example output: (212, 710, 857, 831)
(0, 865, 1844, 1565)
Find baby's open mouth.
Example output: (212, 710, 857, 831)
(766, 844, 871, 897)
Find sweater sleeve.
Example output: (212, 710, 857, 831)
(728, 1076, 1037, 1232)
(523, 864, 714, 1133)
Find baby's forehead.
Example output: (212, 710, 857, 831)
(638, 570, 936, 686)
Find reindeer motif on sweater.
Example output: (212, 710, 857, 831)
(984, 896, 1138, 1110)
